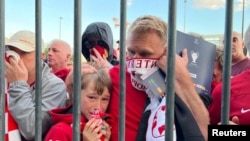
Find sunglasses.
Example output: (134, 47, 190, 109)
(84, 40, 107, 49)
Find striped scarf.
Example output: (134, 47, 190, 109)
(5, 79, 21, 141)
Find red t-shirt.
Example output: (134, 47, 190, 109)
(209, 70, 250, 124)
(108, 65, 148, 141)
(231, 57, 250, 76)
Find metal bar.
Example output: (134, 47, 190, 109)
(184, 0, 187, 32)
(166, 1, 177, 141)
(0, 0, 5, 141)
(221, 0, 234, 125)
(35, 0, 42, 140)
(59, 17, 63, 39)
(241, 0, 245, 38)
(72, 0, 82, 141)
(119, 0, 127, 140)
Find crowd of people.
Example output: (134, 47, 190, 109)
(3, 15, 250, 141)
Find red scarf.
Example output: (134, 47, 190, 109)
(54, 68, 71, 82)
(90, 45, 106, 58)
(5, 79, 21, 141)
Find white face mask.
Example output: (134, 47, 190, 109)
(127, 58, 158, 91)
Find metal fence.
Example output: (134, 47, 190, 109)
(0, 0, 5, 140)
(0, 0, 234, 141)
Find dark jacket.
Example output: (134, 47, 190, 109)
(81, 22, 119, 66)
(174, 94, 205, 141)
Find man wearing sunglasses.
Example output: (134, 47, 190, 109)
(81, 22, 119, 67)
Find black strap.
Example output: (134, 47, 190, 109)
(136, 97, 151, 141)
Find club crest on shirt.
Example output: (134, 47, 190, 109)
(152, 105, 166, 137)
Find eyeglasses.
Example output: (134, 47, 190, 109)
(84, 40, 107, 49)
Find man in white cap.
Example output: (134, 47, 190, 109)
(5, 30, 67, 140)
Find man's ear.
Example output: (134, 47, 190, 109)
(242, 42, 245, 49)
(104, 49, 109, 58)
(164, 46, 167, 51)
(67, 54, 72, 60)
(41, 53, 46, 61)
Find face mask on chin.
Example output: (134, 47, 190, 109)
(126, 58, 158, 91)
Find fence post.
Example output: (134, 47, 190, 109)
(221, 0, 234, 125)
(0, 0, 6, 140)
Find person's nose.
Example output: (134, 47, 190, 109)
(130, 53, 141, 59)
(48, 49, 53, 56)
(94, 100, 102, 110)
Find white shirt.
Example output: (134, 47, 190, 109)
(146, 96, 176, 141)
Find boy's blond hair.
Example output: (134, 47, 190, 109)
(65, 63, 112, 105)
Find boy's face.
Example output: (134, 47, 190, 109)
(80, 81, 110, 120)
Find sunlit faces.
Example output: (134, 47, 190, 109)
(47, 41, 71, 69)
(223, 32, 245, 58)
(126, 32, 165, 59)
(232, 32, 244, 57)
(80, 80, 111, 120)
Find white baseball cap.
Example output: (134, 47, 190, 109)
(6, 30, 42, 52)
